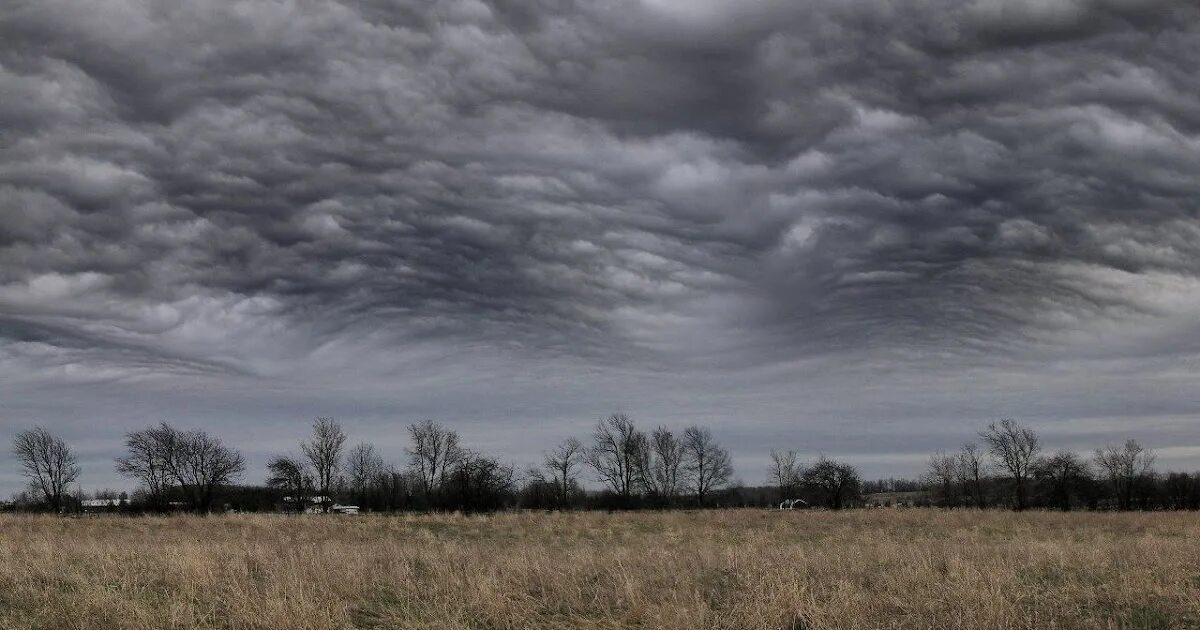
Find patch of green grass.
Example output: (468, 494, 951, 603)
(349, 589, 427, 629)
(1019, 565, 1067, 590)
(1119, 603, 1191, 629)
(698, 567, 740, 611)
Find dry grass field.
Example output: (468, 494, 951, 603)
(1, 509, 1198, 629)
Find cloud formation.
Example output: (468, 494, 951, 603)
(3, 0, 1200, 492)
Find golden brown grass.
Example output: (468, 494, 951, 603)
(1, 509, 1198, 629)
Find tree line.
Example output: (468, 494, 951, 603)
(7, 416, 1199, 513)
(917, 419, 1200, 511)
(5, 414, 742, 513)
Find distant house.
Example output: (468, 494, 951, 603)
(282, 495, 360, 515)
(81, 498, 125, 514)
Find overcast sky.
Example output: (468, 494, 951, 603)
(3, 0, 1200, 495)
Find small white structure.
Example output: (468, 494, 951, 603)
(282, 496, 360, 514)
(81, 498, 125, 514)
(82, 499, 122, 508)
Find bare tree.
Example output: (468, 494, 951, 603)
(980, 419, 1040, 511)
(638, 426, 685, 503)
(373, 464, 417, 511)
(1164, 472, 1197, 510)
(115, 424, 176, 512)
(345, 442, 384, 506)
(768, 449, 802, 501)
(1035, 450, 1090, 511)
(301, 417, 347, 513)
(266, 456, 312, 513)
(442, 449, 516, 512)
(801, 456, 861, 510)
(585, 413, 645, 501)
(542, 437, 585, 508)
(12, 427, 80, 512)
(955, 443, 987, 508)
(682, 426, 733, 506)
(163, 427, 245, 512)
(407, 419, 463, 497)
(1094, 439, 1156, 510)
(924, 451, 958, 506)
(118, 423, 244, 512)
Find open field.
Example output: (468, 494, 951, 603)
(1, 510, 1198, 629)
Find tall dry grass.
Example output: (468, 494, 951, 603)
(1, 509, 1198, 629)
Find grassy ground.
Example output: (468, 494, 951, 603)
(1, 509, 1198, 629)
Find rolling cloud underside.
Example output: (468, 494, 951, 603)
(3, 0, 1200, 382)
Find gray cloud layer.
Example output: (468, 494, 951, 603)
(3, 0, 1200, 493)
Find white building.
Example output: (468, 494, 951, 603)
(81, 498, 125, 513)
(282, 495, 360, 514)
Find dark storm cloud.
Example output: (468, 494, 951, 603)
(3, 0, 1200, 492)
